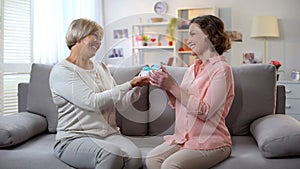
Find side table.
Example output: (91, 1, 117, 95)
(278, 81, 300, 121)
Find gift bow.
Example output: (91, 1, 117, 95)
(140, 65, 161, 76)
(142, 65, 161, 71)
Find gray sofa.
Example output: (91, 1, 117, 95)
(1, 63, 300, 169)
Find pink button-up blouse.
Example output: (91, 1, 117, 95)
(164, 56, 235, 150)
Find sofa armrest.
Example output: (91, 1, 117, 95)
(18, 83, 29, 112)
(275, 85, 286, 114)
(0, 112, 47, 148)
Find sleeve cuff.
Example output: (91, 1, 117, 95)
(131, 87, 142, 103)
(111, 81, 132, 101)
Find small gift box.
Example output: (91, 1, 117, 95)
(139, 65, 161, 76)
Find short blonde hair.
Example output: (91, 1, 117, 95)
(66, 18, 103, 50)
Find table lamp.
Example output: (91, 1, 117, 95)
(250, 16, 280, 63)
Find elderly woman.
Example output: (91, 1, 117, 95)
(49, 18, 149, 169)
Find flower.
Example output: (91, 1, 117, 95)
(269, 60, 281, 71)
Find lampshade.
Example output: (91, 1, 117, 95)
(251, 16, 280, 38)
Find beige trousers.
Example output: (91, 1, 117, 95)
(145, 143, 231, 169)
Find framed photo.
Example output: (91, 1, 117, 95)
(113, 29, 128, 39)
(108, 48, 124, 59)
(242, 52, 262, 64)
(226, 30, 242, 42)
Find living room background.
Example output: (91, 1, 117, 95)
(0, 0, 300, 114)
(101, 0, 300, 81)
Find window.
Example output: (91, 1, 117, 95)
(0, 0, 32, 114)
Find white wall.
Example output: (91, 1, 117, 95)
(101, 0, 300, 80)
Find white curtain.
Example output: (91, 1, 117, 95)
(33, 0, 100, 65)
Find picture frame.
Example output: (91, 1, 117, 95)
(108, 48, 124, 59)
(226, 30, 243, 42)
(242, 52, 262, 64)
(113, 29, 128, 39)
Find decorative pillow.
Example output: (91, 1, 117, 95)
(0, 112, 47, 148)
(226, 64, 276, 135)
(109, 65, 149, 136)
(250, 114, 300, 158)
(26, 63, 58, 133)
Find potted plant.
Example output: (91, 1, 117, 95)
(142, 34, 149, 46)
(166, 18, 178, 46)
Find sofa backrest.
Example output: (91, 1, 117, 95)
(109, 65, 149, 136)
(147, 66, 187, 136)
(19, 63, 278, 136)
(226, 64, 276, 135)
(26, 63, 58, 133)
(145, 64, 277, 136)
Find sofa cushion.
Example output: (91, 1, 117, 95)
(0, 112, 47, 148)
(109, 65, 149, 136)
(226, 64, 276, 135)
(212, 136, 300, 169)
(148, 66, 187, 136)
(0, 134, 75, 169)
(26, 63, 58, 133)
(250, 114, 300, 158)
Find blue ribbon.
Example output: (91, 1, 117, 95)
(140, 65, 161, 76)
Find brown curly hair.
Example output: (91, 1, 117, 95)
(190, 15, 231, 55)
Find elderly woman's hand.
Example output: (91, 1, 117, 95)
(130, 76, 150, 87)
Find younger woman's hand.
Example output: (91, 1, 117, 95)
(130, 76, 150, 87)
(149, 66, 175, 91)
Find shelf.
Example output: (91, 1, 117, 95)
(132, 21, 176, 65)
(133, 46, 174, 50)
(178, 51, 192, 54)
(177, 29, 189, 32)
(132, 22, 169, 27)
